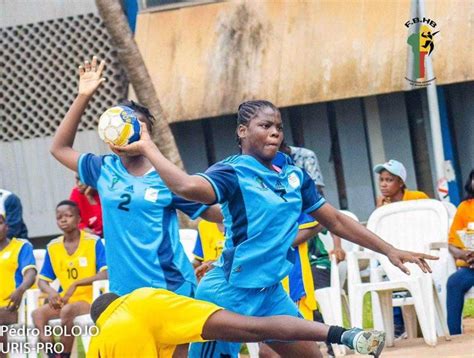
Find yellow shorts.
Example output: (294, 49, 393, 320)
(87, 288, 222, 358)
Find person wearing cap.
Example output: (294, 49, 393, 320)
(373, 159, 429, 338)
(373, 159, 428, 207)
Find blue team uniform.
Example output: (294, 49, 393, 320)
(190, 152, 325, 357)
(78, 153, 207, 296)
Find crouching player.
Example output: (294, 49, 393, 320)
(0, 214, 36, 358)
(87, 287, 385, 358)
(32, 201, 107, 357)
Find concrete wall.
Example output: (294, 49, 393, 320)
(0, 0, 97, 26)
(446, 81, 474, 186)
(135, 0, 474, 123)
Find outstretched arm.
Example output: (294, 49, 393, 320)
(50, 56, 106, 171)
(292, 224, 321, 247)
(311, 203, 437, 274)
(111, 123, 217, 204)
(203, 310, 329, 342)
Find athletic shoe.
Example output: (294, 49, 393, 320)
(341, 328, 385, 357)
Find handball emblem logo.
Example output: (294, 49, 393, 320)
(405, 17, 439, 87)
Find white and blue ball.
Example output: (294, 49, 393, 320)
(98, 105, 141, 146)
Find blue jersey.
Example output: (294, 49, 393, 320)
(197, 152, 325, 288)
(78, 153, 207, 296)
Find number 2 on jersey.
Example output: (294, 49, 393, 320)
(118, 193, 131, 211)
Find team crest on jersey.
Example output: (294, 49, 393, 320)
(288, 172, 300, 188)
(108, 175, 120, 191)
(79, 257, 88, 267)
(144, 188, 159, 202)
(254, 176, 269, 190)
(124, 185, 134, 193)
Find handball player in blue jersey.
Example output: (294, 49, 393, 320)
(50, 57, 221, 299)
(110, 100, 437, 356)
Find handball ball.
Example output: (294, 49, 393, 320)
(98, 106, 141, 146)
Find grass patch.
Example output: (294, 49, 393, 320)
(463, 298, 474, 317)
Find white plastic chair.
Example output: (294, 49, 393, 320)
(442, 201, 457, 228)
(26, 279, 109, 357)
(179, 229, 198, 262)
(348, 199, 451, 347)
(315, 210, 360, 356)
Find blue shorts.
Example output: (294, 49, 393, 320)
(189, 266, 300, 358)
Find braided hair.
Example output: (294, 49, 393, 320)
(118, 100, 155, 133)
(236, 100, 279, 148)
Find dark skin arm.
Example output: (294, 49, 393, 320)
(330, 234, 346, 263)
(38, 279, 63, 310)
(202, 310, 330, 342)
(312, 204, 437, 275)
(200, 206, 223, 223)
(292, 224, 322, 247)
(5, 268, 36, 311)
(62, 270, 108, 304)
(449, 244, 474, 268)
(50, 56, 106, 171)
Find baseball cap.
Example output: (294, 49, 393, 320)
(374, 159, 407, 183)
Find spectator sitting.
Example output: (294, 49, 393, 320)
(0, 189, 29, 239)
(70, 175, 103, 237)
(32, 200, 107, 357)
(373, 159, 429, 338)
(374, 159, 428, 206)
(446, 169, 474, 335)
(192, 220, 225, 280)
(0, 214, 36, 358)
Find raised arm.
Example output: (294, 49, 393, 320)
(311, 203, 437, 274)
(111, 123, 217, 204)
(50, 56, 106, 171)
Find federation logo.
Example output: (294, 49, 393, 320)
(405, 17, 439, 87)
(288, 172, 300, 189)
(144, 188, 159, 202)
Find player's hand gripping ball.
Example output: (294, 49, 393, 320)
(98, 105, 141, 146)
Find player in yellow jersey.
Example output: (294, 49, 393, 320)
(32, 201, 107, 357)
(192, 220, 225, 280)
(87, 287, 385, 358)
(0, 214, 36, 358)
